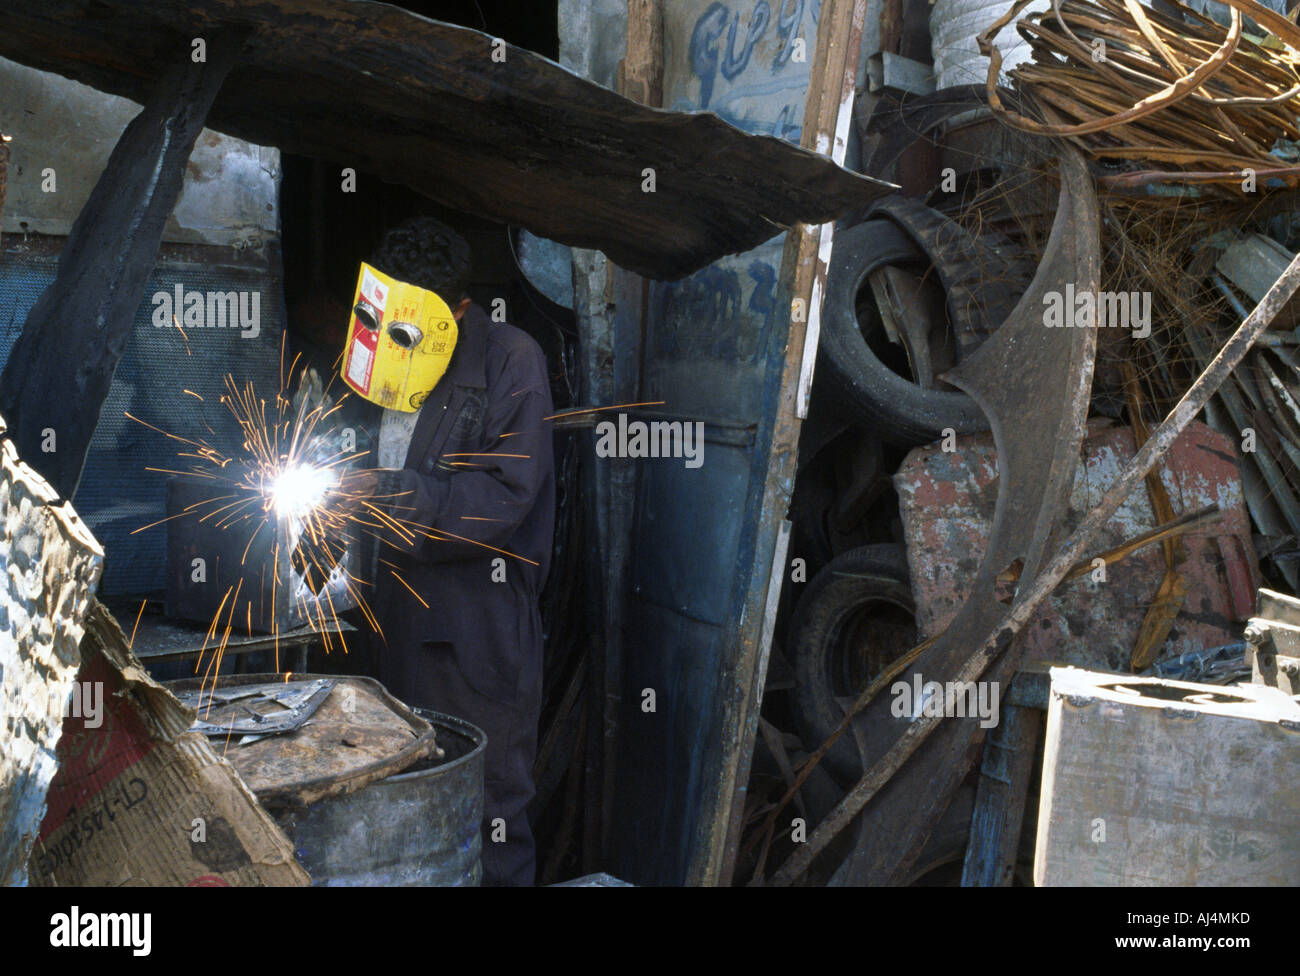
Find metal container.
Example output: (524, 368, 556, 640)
(271, 708, 486, 886)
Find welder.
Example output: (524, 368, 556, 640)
(340, 216, 554, 886)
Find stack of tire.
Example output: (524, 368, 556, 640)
(783, 196, 1032, 880)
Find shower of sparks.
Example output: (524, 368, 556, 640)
(125, 340, 415, 699)
(128, 336, 673, 704)
(128, 367, 388, 697)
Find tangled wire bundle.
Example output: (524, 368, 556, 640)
(978, 0, 1300, 195)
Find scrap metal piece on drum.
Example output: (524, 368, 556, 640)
(174, 678, 337, 740)
(167, 673, 484, 887)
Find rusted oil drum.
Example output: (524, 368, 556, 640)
(273, 708, 486, 886)
(166, 674, 486, 886)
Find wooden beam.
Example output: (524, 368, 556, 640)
(0, 30, 245, 498)
(621, 0, 664, 107)
(590, 0, 667, 872)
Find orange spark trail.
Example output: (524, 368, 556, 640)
(128, 599, 147, 650)
(172, 315, 192, 357)
(544, 400, 666, 421)
(388, 570, 430, 608)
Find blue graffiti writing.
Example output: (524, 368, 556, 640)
(723, 2, 771, 81)
(691, 1, 783, 107)
(774, 0, 804, 67)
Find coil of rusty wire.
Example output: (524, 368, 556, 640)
(977, 0, 1300, 195)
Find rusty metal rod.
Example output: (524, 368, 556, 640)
(999, 502, 1220, 584)
(770, 247, 1300, 886)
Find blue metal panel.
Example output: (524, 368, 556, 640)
(611, 0, 817, 885)
(0, 251, 284, 595)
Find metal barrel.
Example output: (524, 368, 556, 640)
(273, 708, 487, 886)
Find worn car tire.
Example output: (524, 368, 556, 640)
(789, 543, 916, 786)
(817, 219, 990, 445)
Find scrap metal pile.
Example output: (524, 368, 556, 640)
(984, 0, 1300, 591)
(740, 0, 1300, 887)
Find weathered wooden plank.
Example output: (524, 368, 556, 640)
(592, 0, 666, 872)
(0, 30, 245, 498)
(1036, 668, 1300, 886)
(0, 0, 892, 281)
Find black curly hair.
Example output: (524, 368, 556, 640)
(369, 216, 473, 303)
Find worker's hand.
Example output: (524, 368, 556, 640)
(291, 366, 333, 417)
(331, 468, 383, 521)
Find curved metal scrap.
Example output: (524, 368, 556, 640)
(0, 0, 894, 280)
(776, 147, 1100, 885)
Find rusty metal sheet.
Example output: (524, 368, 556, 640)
(0, 411, 104, 886)
(0, 0, 894, 281)
(165, 673, 441, 809)
(898, 420, 1258, 669)
(804, 148, 1100, 886)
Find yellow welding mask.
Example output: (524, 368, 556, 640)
(340, 262, 459, 411)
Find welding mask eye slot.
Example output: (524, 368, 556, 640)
(353, 299, 381, 332)
(388, 321, 423, 349)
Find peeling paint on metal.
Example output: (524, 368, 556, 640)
(898, 420, 1257, 673)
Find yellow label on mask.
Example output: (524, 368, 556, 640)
(340, 262, 459, 412)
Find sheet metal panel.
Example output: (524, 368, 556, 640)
(0, 246, 285, 596)
(611, 0, 820, 885)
